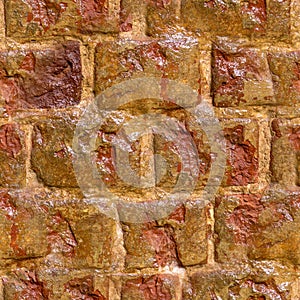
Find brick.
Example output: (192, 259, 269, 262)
(120, 0, 133, 32)
(44, 201, 121, 270)
(184, 264, 299, 299)
(122, 221, 178, 270)
(5, 0, 119, 38)
(152, 108, 211, 193)
(3, 269, 50, 300)
(145, 0, 179, 37)
(31, 118, 78, 187)
(155, 115, 259, 188)
(215, 190, 300, 264)
(0, 191, 48, 262)
(222, 119, 259, 186)
(96, 125, 156, 201)
(121, 274, 180, 300)
(0, 41, 82, 111)
(212, 45, 274, 107)
(64, 275, 107, 299)
(268, 50, 300, 106)
(0, 124, 26, 187)
(4, 270, 115, 299)
(271, 118, 300, 185)
(94, 39, 202, 93)
(181, 0, 290, 39)
(122, 202, 208, 270)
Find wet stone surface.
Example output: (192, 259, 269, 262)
(94, 39, 203, 93)
(212, 45, 274, 107)
(181, 0, 291, 40)
(0, 124, 26, 187)
(0, 41, 82, 111)
(215, 189, 300, 265)
(31, 118, 78, 188)
(5, 0, 119, 37)
(183, 263, 300, 299)
(122, 201, 208, 270)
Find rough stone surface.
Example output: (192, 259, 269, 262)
(212, 45, 274, 107)
(222, 119, 259, 186)
(95, 39, 203, 93)
(5, 0, 119, 37)
(271, 118, 300, 186)
(0, 41, 82, 111)
(0, 191, 48, 262)
(1, 0, 300, 298)
(184, 263, 300, 299)
(121, 274, 180, 300)
(122, 202, 208, 270)
(268, 50, 300, 106)
(0, 124, 26, 187)
(31, 118, 78, 188)
(181, 0, 291, 40)
(215, 190, 300, 264)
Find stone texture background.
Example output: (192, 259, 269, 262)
(0, 0, 300, 299)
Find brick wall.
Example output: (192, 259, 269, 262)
(0, 0, 300, 299)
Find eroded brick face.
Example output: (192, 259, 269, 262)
(94, 40, 203, 93)
(31, 119, 78, 187)
(1, 0, 300, 298)
(212, 46, 274, 107)
(0, 41, 82, 111)
(271, 119, 300, 186)
(6, 0, 119, 37)
(0, 124, 26, 187)
(215, 191, 300, 264)
(121, 274, 179, 300)
(181, 0, 290, 39)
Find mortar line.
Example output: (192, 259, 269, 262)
(206, 202, 216, 265)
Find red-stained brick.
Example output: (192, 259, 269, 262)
(181, 0, 290, 39)
(212, 46, 274, 107)
(94, 39, 202, 93)
(0, 124, 26, 187)
(5, 0, 119, 37)
(64, 275, 106, 300)
(268, 50, 300, 105)
(122, 202, 208, 269)
(3, 269, 50, 300)
(215, 191, 300, 264)
(223, 123, 258, 186)
(121, 274, 179, 300)
(271, 118, 300, 185)
(0, 41, 82, 111)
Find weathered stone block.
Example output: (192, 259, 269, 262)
(31, 118, 78, 187)
(181, 0, 290, 39)
(271, 118, 300, 186)
(94, 39, 202, 93)
(0, 191, 48, 261)
(63, 275, 107, 299)
(215, 190, 300, 264)
(0, 124, 26, 187)
(122, 202, 208, 270)
(212, 45, 274, 107)
(268, 50, 300, 106)
(3, 269, 50, 300)
(44, 201, 121, 270)
(222, 119, 259, 186)
(0, 41, 82, 111)
(5, 0, 119, 37)
(183, 263, 299, 299)
(145, 0, 179, 37)
(121, 274, 180, 300)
